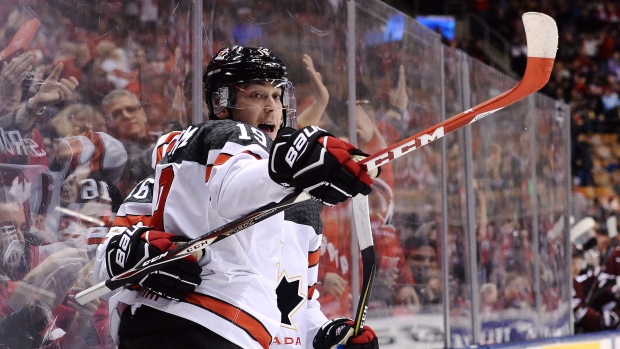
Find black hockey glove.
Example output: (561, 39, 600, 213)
(106, 225, 202, 301)
(269, 126, 373, 206)
(313, 318, 378, 349)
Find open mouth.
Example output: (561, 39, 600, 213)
(257, 123, 275, 134)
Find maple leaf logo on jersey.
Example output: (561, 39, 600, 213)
(276, 275, 304, 327)
(10, 176, 31, 204)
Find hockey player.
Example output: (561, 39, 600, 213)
(94, 45, 378, 349)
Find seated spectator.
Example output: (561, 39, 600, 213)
(101, 89, 153, 196)
(50, 103, 95, 137)
(497, 273, 533, 311)
(0, 190, 82, 347)
(403, 234, 441, 308)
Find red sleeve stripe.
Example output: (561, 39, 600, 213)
(213, 153, 233, 166)
(243, 150, 263, 160)
(213, 150, 262, 166)
(112, 215, 151, 227)
(205, 165, 213, 182)
(308, 284, 317, 299)
(308, 248, 320, 268)
(185, 293, 272, 349)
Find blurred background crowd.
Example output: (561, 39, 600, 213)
(0, 0, 618, 347)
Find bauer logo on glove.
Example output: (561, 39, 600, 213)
(269, 126, 375, 206)
(105, 225, 203, 301)
(283, 126, 325, 167)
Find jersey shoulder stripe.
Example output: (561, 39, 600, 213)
(159, 120, 273, 166)
(284, 200, 322, 235)
(154, 131, 182, 166)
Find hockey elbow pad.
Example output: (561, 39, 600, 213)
(269, 126, 373, 206)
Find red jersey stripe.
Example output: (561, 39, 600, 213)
(113, 214, 151, 227)
(308, 248, 320, 268)
(185, 293, 272, 349)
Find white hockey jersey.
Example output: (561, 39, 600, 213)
(272, 201, 328, 348)
(94, 120, 295, 349)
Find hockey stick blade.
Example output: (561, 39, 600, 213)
(570, 216, 596, 243)
(358, 12, 557, 173)
(77, 11, 557, 305)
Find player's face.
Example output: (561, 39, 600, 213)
(106, 95, 148, 140)
(232, 82, 283, 140)
(406, 245, 438, 284)
(69, 110, 93, 135)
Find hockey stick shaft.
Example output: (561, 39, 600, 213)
(351, 195, 376, 336)
(77, 12, 557, 306)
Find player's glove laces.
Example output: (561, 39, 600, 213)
(313, 318, 378, 349)
(106, 225, 202, 301)
(269, 126, 374, 206)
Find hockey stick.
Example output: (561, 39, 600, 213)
(77, 11, 557, 305)
(360, 12, 556, 173)
(350, 194, 376, 336)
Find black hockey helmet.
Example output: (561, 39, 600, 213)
(204, 45, 296, 128)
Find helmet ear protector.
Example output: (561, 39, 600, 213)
(211, 86, 230, 115)
(204, 46, 297, 128)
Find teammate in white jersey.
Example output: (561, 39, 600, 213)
(93, 45, 378, 349)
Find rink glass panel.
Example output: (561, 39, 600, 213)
(468, 55, 541, 345)
(533, 93, 572, 338)
(0, 1, 569, 348)
(355, 1, 449, 347)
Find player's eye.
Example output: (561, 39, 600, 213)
(250, 91, 268, 99)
